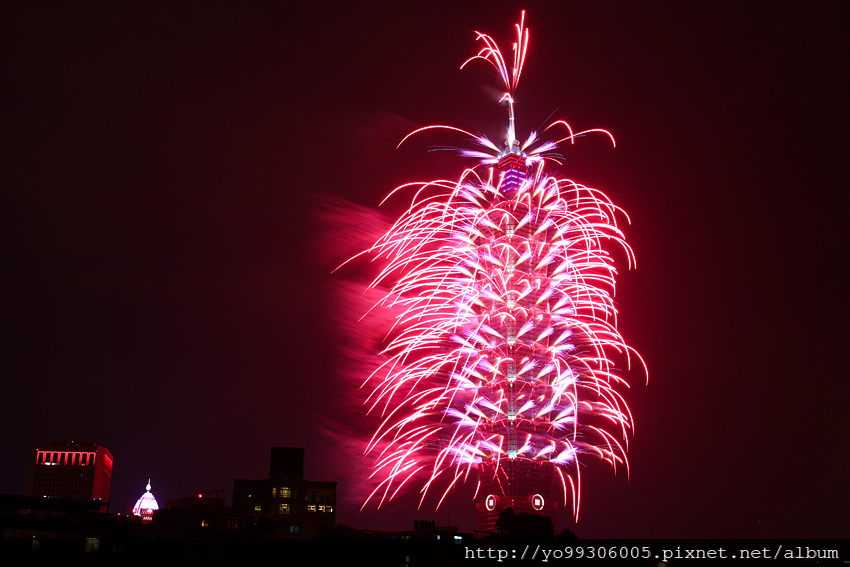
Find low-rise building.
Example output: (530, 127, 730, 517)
(232, 447, 336, 538)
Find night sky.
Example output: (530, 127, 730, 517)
(2, 2, 847, 539)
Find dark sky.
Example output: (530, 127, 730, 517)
(1, 2, 847, 539)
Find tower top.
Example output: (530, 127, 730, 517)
(132, 479, 159, 520)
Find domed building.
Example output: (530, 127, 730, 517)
(132, 480, 159, 522)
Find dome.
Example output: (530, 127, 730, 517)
(132, 480, 159, 521)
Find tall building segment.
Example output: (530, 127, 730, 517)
(362, 14, 641, 532)
(26, 441, 113, 511)
(472, 148, 558, 530)
(132, 480, 159, 522)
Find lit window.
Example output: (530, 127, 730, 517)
(271, 487, 277, 498)
(278, 503, 290, 514)
(201, 520, 210, 528)
(254, 505, 262, 512)
(279, 487, 291, 498)
(307, 505, 316, 512)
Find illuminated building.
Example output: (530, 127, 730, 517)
(132, 480, 159, 522)
(26, 441, 113, 512)
(360, 13, 643, 533)
(232, 447, 337, 538)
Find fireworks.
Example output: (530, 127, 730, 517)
(357, 12, 644, 523)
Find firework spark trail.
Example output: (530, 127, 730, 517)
(357, 12, 645, 520)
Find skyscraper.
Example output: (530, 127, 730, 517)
(26, 441, 113, 511)
(232, 447, 337, 538)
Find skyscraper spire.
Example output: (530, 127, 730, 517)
(359, 12, 644, 531)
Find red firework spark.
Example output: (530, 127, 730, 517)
(354, 12, 645, 521)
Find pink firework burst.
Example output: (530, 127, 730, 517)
(356, 12, 645, 527)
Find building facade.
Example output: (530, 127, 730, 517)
(232, 447, 336, 538)
(132, 480, 159, 522)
